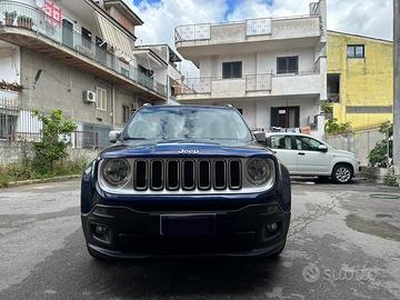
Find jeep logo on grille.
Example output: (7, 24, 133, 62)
(178, 149, 200, 154)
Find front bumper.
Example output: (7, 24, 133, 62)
(81, 202, 290, 259)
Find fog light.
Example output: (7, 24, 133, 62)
(95, 225, 108, 235)
(266, 223, 278, 232)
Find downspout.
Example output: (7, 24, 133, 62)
(112, 84, 115, 128)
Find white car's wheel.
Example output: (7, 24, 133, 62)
(332, 164, 353, 184)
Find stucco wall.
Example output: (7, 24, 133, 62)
(199, 47, 316, 79)
(327, 31, 393, 129)
(0, 141, 97, 165)
(0, 46, 20, 84)
(19, 48, 138, 128)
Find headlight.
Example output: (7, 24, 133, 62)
(246, 158, 272, 185)
(101, 159, 131, 187)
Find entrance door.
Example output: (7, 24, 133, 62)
(271, 106, 300, 129)
(62, 19, 73, 49)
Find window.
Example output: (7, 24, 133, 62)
(222, 61, 242, 79)
(347, 45, 364, 58)
(81, 27, 92, 49)
(277, 56, 298, 74)
(122, 105, 131, 123)
(327, 74, 340, 102)
(96, 87, 107, 111)
(294, 136, 322, 151)
(121, 67, 129, 78)
(268, 135, 293, 150)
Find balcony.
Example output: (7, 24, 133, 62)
(175, 15, 322, 64)
(0, 0, 167, 100)
(175, 72, 321, 101)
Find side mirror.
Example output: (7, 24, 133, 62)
(109, 130, 121, 143)
(318, 145, 328, 152)
(254, 132, 266, 143)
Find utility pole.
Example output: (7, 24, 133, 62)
(394, 0, 400, 178)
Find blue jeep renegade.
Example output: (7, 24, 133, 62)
(81, 105, 291, 259)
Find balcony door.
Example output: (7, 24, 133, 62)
(62, 19, 73, 49)
(271, 106, 300, 128)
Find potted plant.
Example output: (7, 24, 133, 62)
(3, 11, 17, 26)
(17, 15, 33, 29)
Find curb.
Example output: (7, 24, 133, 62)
(3, 175, 81, 188)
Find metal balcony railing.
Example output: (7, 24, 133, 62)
(175, 14, 319, 43)
(0, 0, 167, 97)
(176, 72, 322, 95)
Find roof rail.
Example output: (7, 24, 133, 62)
(142, 103, 152, 107)
(225, 104, 233, 108)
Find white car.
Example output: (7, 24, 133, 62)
(264, 132, 360, 184)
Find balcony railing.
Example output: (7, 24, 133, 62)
(175, 14, 319, 43)
(0, 0, 167, 97)
(175, 73, 282, 95)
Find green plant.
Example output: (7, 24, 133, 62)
(3, 11, 17, 19)
(368, 121, 393, 168)
(324, 118, 352, 135)
(383, 169, 398, 187)
(32, 109, 77, 173)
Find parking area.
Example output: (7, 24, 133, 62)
(0, 179, 399, 299)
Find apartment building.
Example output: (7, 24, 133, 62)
(174, 0, 327, 137)
(327, 31, 393, 130)
(0, 0, 182, 147)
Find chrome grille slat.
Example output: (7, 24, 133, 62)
(132, 158, 242, 192)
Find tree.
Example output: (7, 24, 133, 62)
(32, 109, 77, 173)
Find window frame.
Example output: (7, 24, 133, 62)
(222, 61, 242, 79)
(81, 27, 92, 49)
(276, 56, 299, 74)
(95, 87, 107, 111)
(122, 105, 131, 123)
(347, 45, 365, 58)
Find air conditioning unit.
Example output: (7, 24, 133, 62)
(83, 90, 96, 103)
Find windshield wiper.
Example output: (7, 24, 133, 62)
(123, 137, 150, 140)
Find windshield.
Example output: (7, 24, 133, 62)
(123, 106, 252, 144)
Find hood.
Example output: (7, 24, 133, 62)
(331, 148, 356, 158)
(99, 140, 272, 159)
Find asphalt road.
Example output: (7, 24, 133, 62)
(1, 179, 400, 300)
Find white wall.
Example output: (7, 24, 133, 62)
(0, 47, 20, 84)
(255, 97, 319, 130)
(198, 47, 316, 79)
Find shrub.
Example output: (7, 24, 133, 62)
(368, 121, 393, 168)
(32, 109, 77, 173)
(324, 118, 352, 135)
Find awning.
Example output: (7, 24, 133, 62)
(95, 11, 135, 60)
(134, 49, 167, 70)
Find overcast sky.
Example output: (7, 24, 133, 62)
(124, 0, 393, 76)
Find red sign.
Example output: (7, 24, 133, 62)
(43, 0, 62, 26)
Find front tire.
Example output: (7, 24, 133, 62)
(332, 164, 353, 184)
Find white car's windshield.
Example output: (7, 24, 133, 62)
(123, 106, 252, 144)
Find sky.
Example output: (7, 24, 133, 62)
(124, 0, 393, 76)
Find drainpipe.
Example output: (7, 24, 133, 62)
(112, 84, 115, 128)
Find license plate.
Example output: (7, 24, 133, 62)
(160, 214, 216, 236)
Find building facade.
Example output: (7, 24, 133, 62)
(327, 31, 393, 130)
(174, 0, 327, 137)
(0, 0, 182, 147)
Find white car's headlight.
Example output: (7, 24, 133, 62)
(246, 158, 272, 185)
(101, 159, 131, 187)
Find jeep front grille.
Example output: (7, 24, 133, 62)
(133, 159, 242, 191)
